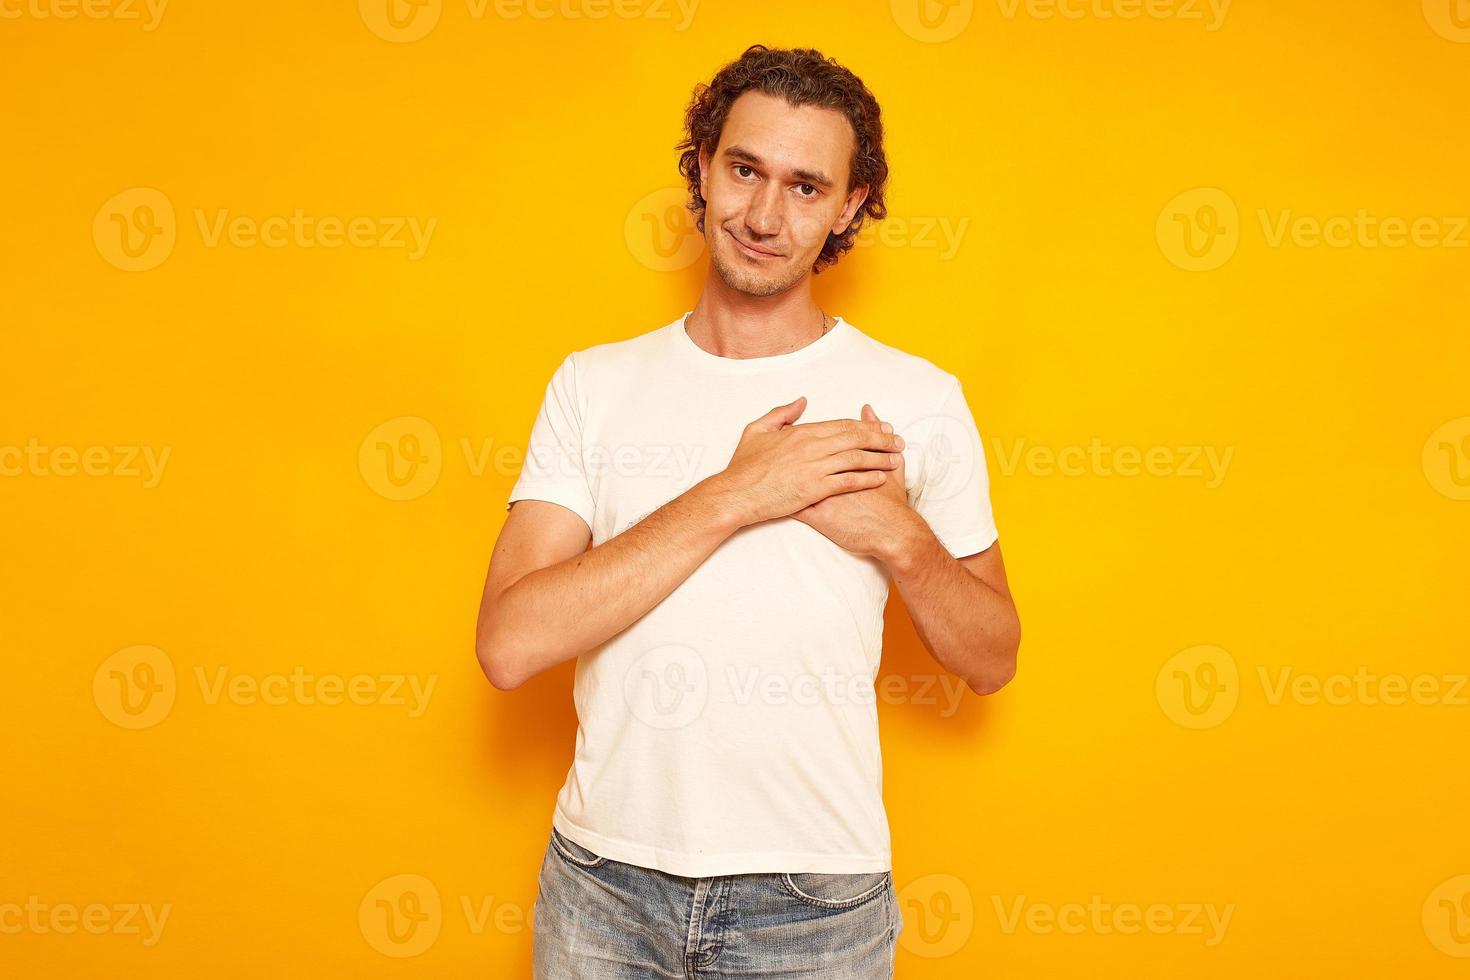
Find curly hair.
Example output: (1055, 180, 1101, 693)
(675, 44, 889, 275)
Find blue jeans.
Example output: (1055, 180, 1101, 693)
(533, 826, 901, 979)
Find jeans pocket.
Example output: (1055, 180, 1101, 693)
(779, 870, 892, 910)
(550, 826, 609, 869)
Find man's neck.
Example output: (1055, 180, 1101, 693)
(685, 293, 831, 359)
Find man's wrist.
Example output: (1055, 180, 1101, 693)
(688, 473, 752, 535)
(875, 511, 937, 574)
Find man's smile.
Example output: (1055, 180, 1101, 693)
(728, 227, 782, 258)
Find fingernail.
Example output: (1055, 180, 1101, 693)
(894, 435, 905, 449)
(880, 422, 893, 434)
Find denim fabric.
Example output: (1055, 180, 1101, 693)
(533, 826, 901, 979)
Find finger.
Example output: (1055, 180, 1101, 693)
(823, 470, 888, 494)
(824, 449, 904, 475)
(792, 417, 895, 440)
(750, 395, 807, 431)
(821, 424, 905, 455)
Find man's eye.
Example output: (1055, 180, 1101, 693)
(735, 165, 755, 178)
(798, 184, 817, 198)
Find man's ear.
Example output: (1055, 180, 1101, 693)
(697, 145, 710, 202)
(832, 184, 870, 236)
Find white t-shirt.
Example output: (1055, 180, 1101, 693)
(505, 310, 999, 876)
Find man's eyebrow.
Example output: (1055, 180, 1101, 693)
(720, 145, 835, 190)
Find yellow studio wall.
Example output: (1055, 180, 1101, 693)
(2, 0, 1468, 976)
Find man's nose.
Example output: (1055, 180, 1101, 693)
(744, 182, 783, 237)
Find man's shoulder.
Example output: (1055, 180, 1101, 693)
(842, 318, 961, 393)
(559, 316, 675, 376)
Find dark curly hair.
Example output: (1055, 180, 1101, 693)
(675, 44, 889, 275)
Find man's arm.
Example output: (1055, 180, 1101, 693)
(880, 528, 1020, 695)
(476, 397, 906, 690)
(475, 485, 741, 690)
(787, 402, 1021, 695)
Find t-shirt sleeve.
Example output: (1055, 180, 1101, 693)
(505, 352, 596, 534)
(905, 375, 999, 559)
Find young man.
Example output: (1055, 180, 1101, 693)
(477, 44, 1021, 980)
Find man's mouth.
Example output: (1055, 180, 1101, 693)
(728, 229, 781, 258)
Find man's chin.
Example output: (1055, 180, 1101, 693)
(711, 246, 808, 296)
(716, 267, 789, 298)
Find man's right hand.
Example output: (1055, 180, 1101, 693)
(703, 395, 907, 528)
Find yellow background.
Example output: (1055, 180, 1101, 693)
(3, 0, 1468, 975)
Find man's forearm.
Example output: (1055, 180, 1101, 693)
(478, 477, 746, 689)
(881, 519, 1020, 695)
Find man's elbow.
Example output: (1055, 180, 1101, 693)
(967, 619, 1021, 696)
(967, 658, 1015, 696)
(476, 614, 526, 691)
(479, 650, 525, 691)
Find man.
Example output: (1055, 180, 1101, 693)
(477, 44, 1020, 979)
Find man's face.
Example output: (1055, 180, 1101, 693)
(697, 90, 869, 297)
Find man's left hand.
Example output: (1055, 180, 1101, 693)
(789, 403, 923, 562)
